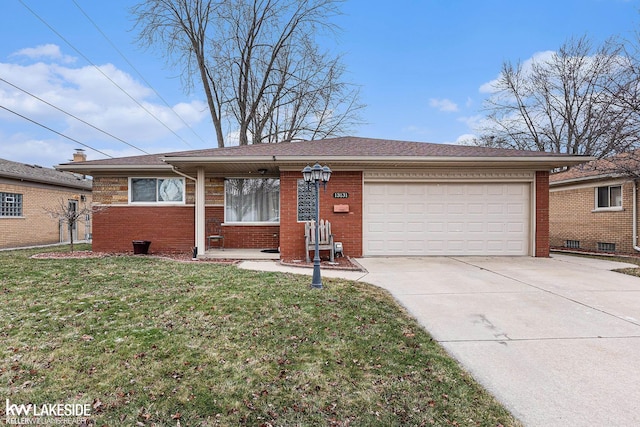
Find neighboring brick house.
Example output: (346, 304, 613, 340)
(550, 152, 639, 254)
(57, 137, 587, 259)
(0, 152, 92, 249)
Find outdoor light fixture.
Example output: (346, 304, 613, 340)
(302, 162, 332, 289)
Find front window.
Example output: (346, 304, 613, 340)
(0, 192, 23, 217)
(130, 178, 185, 203)
(596, 185, 622, 209)
(225, 178, 279, 222)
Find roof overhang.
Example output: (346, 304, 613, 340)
(0, 171, 92, 191)
(550, 172, 629, 186)
(57, 154, 592, 176)
(56, 163, 174, 174)
(161, 155, 592, 175)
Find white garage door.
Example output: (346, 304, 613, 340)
(364, 183, 530, 256)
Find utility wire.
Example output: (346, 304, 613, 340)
(0, 77, 150, 155)
(71, 0, 209, 146)
(0, 105, 113, 158)
(18, 0, 194, 149)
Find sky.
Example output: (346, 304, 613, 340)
(1, 0, 639, 168)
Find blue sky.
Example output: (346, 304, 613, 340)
(1, 0, 639, 167)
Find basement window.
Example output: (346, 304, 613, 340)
(564, 240, 580, 249)
(596, 185, 622, 209)
(0, 192, 23, 217)
(597, 242, 616, 252)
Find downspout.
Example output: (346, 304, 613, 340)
(634, 179, 640, 252)
(170, 166, 196, 183)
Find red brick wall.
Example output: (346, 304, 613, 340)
(535, 171, 550, 257)
(204, 206, 279, 249)
(93, 206, 194, 253)
(280, 171, 363, 260)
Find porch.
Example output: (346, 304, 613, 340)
(200, 248, 280, 260)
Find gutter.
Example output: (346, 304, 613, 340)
(162, 154, 591, 166)
(634, 179, 640, 252)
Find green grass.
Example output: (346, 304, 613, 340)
(1, 245, 520, 426)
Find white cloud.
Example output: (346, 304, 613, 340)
(0, 44, 210, 166)
(455, 133, 477, 145)
(11, 44, 76, 64)
(429, 98, 459, 112)
(479, 50, 556, 94)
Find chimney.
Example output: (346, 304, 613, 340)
(73, 149, 87, 162)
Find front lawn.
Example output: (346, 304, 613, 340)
(1, 245, 519, 426)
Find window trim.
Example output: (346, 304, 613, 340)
(224, 177, 280, 224)
(593, 185, 623, 211)
(0, 192, 24, 217)
(128, 177, 186, 204)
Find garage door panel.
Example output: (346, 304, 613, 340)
(364, 182, 529, 256)
(468, 203, 484, 214)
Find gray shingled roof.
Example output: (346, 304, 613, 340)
(58, 136, 581, 168)
(550, 150, 640, 184)
(0, 158, 92, 190)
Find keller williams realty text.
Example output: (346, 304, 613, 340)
(5, 399, 92, 418)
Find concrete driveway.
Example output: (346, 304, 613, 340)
(353, 254, 640, 427)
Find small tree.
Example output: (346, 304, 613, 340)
(45, 198, 94, 253)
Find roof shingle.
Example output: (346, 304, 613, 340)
(0, 158, 92, 190)
(58, 136, 579, 168)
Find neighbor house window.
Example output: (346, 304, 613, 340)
(0, 192, 23, 217)
(596, 185, 622, 209)
(225, 178, 279, 222)
(564, 240, 580, 249)
(130, 178, 185, 203)
(597, 242, 616, 252)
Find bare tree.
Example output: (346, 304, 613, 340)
(477, 36, 640, 159)
(132, 0, 363, 147)
(45, 198, 94, 253)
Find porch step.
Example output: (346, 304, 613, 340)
(200, 248, 280, 260)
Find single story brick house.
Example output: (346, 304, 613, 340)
(1, 153, 92, 249)
(57, 137, 587, 259)
(550, 151, 639, 254)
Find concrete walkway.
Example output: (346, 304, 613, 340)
(239, 255, 640, 426)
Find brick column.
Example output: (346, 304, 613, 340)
(535, 170, 550, 257)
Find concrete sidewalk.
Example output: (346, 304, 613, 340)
(239, 255, 640, 426)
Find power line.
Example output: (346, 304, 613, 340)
(0, 105, 113, 158)
(17, 0, 194, 149)
(0, 77, 150, 155)
(71, 0, 209, 146)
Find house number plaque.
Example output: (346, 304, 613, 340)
(333, 192, 349, 199)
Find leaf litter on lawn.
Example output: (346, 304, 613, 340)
(0, 246, 521, 426)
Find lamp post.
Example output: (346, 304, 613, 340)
(302, 163, 332, 289)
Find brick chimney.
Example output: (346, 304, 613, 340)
(73, 149, 87, 162)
